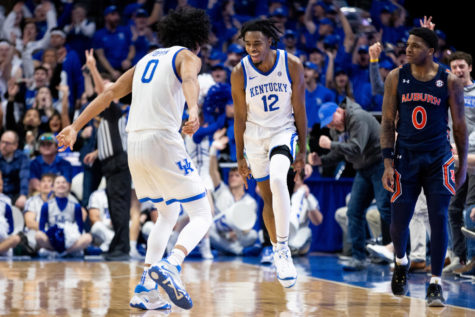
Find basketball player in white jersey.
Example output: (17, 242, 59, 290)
(231, 19, 307, 288)
(57, 8, 212, 310)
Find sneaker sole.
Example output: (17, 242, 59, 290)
(427, 299, 445, 307)
(366, 246, 393, 262)
(130, 301, 171, 310)
(277, 276, 297, 288)
(149, 265, 193, 310)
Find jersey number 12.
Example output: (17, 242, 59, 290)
(262, 94, 279, 112)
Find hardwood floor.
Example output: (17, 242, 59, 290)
(0, 258, 473, 316)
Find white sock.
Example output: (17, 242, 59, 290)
(396, 254, 408, 266)
(269, 154, 291, 247)
(167, 248, 186, 266)
(144, 203, 181, 265)
(430, 276, 442, 285)
(130, 240, 137, 251)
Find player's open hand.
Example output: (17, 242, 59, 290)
(381, 165, 395, 193)
(57, 125, 78, 152)
(237, 158, 251, 189)
(183, 107, 200, 136)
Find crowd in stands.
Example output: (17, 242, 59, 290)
(0, 0, 473, 278)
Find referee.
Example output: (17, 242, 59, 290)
(97, 100, 131, 261)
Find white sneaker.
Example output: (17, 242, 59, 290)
(443, 256, 462, 273)
(199, 238, 214, 260)
(130, 247, 143, 259)
(129, 285, 171, 310)
(366, 244, 394, 262)
(273, 246, 297, 288)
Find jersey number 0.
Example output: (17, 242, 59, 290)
(141, 59, 159, 83)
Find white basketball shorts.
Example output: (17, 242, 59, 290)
(128, 130, 206, 205)
(244, 124, 298, 181)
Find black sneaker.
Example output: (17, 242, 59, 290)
(426, 282, 445, 307)
(391, 258, 410, 296)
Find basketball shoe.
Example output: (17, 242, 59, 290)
(130, 271, 171, 310)
(426, 282, 445, 306)
(273, 246, 297, 288)
(391, 257, 410, 296)
(149, 259, 193, 309)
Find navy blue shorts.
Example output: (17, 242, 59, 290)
(391, 145, 455, 203)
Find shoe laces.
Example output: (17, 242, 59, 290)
(394, 265, 407, 283)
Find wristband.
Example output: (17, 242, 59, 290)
(370, 58, 379, 63)
(382, 148, 394, 159)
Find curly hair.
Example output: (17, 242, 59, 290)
(157, 7, 210, 51)
(239, 19, 281, 46)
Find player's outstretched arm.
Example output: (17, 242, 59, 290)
(380, 68, 399, 192)
(57, 67, 135, 151)
(448, 72, 468, 189)
(177, 49, 202, 136)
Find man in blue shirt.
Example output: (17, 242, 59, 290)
(29, 133, 73, 194)
(304, 61, 335, 131)
(0, 131, 30, 210)
(93, 5, 135, 80)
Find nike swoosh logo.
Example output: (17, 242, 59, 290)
(249, 76, 257, 80)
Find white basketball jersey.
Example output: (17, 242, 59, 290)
(88, 189, 111, 227)
(241, 49, 294, 136)
(42, 198, 78, 227)
(127, 46, 187, 133)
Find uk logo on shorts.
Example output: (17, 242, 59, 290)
(176, 158, 194, 175)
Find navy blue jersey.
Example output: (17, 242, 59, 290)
(396, 63, 451, 151)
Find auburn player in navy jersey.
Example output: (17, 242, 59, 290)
(380, 27, 467, 306)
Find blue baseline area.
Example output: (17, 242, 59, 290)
(237, 254, 475, 310)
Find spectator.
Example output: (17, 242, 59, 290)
(92, 5, 135, 80)
(130, 8, 157, 65)
(303, 61, 335, 131)
(23, 173, 55, 250)
(0, 173, 21, 256)
(88, 188, 114, 253)
(224, 43, 244, 69)
(29, 132, 73, 193)
(0, 130, 29, 209)
(282, 30, 305, 61)
(309, 99, 391, 270)
(208, 134, 259, 256)
(36, 175, 92, 257)
(62, 3, 96, 65)
(43, 27, 84, 116)
(289, 171, 323, 256)
(24, 66, 49, 110)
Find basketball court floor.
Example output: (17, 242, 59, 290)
(0, 254, 474, 316)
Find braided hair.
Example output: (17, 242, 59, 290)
(239, 19, 281, 46)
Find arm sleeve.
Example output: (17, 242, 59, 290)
(370, 62, 385, 95)
(5, 205, 14, 234)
